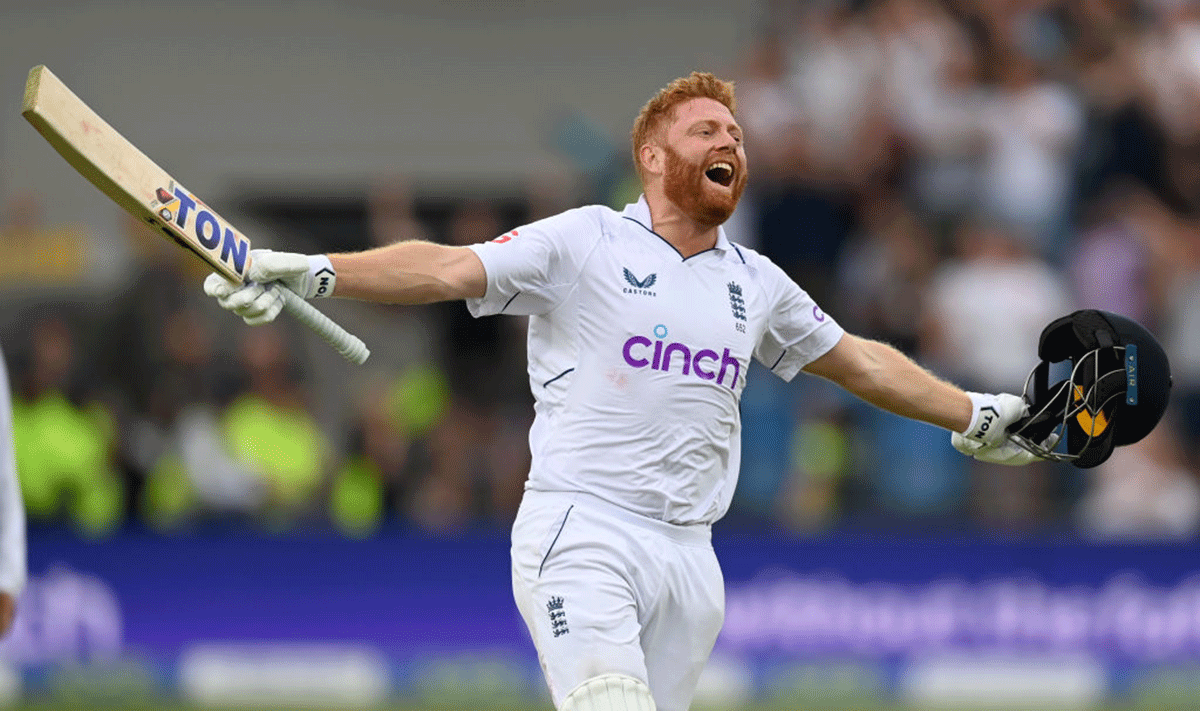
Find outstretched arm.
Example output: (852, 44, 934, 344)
(803, 333, 1047, 465)
(204, 240, 488, 324)
(329, 241, 486, 304)
(803, 333, 973, 432)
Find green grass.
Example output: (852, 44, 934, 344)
(6, 703, 1190, 711)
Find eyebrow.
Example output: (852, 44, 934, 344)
(689, 118, 742, 134)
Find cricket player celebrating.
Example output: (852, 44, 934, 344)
(205, 73, 1043, 711)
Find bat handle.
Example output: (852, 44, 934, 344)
(277, 286, 370, 364)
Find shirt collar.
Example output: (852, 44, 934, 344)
(622, 195, 732, 252)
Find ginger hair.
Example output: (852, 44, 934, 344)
(630, 72, 737, 180)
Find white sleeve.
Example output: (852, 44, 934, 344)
(753, 257, 845, 382)
(0, 348, 26, 595)
(464, 206, 602, 317)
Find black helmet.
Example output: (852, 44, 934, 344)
(1009, 310, 1172, 468)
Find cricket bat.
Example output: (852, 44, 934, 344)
(20, 65, 369, 364)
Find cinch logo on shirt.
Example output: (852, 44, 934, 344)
(621, 325, 741, 389)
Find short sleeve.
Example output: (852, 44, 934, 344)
(753, 257, 845, 381)
(465, 206, 602, 317)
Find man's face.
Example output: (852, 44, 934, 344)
(658, 97, 748, 227)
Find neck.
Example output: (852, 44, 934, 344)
(644, 190, 720, 258)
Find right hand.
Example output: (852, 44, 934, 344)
(203, 249, 334, 325)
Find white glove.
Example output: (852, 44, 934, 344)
(950, 392, 1052, 466)
(203, 249, 335, 326)
(952, 430, 1060, 465)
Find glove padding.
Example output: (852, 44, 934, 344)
(203, 249, 334, 326)
(951, 429, 1060, 465)
(951, 392, 1056, 466)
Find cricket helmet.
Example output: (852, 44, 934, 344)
(1008, 309, 1172, 468)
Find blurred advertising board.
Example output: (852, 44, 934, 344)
(3, 527, 1199, 706)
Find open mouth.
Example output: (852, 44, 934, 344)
(705, 161, 735, 187)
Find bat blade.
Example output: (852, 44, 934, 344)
(22, 65, 246, 282)
(20, 65, 369, 364)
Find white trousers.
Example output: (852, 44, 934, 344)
(511, 490, 724, 711)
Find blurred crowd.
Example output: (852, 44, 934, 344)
(3, 0, 1200, 541)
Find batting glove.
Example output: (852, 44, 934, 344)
(952, 430, 1061, 465)
(950, 392, 1052, 466)
(203, 249, 335, 326)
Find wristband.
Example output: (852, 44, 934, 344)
(962, 391, 1002, 445)
(307, 255, 336, 298)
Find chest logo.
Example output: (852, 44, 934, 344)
(728, 282, 746, 322)
(623, 268, 657, 296)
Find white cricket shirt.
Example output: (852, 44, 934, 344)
(0, 346, 25, 595)
(467, 196, 843, 525)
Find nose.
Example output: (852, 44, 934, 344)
(714, 130, 739, 153)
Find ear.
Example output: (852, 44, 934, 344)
(639, 142, 665, 177)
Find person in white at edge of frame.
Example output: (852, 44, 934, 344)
(0, 344, 26, 638)
(204, 73, 1051, 711)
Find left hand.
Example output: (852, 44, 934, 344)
(951, 391, 1052, 466)
(960, 392, 1027, 448)
(204, 274, 284, 325)
(952, 429, 1060, 465)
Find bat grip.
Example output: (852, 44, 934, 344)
(277, 286, 370, 364)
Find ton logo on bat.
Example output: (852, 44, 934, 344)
(153, 185, 250, 276)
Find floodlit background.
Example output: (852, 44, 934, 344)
(2, 0, 1200, 709)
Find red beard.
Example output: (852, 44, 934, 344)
(662, 146, 747, 228)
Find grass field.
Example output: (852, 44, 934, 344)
(7, 701, 1192, 711)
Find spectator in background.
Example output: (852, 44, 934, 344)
(133, 307, 265, 529)
(221, 325, 329, 529)
(0, 343, 25, 636)
(1162, 211, 1200, 471)
(1076, 425, 1200, 539)
(100, 215, 258, 529)
(882, 3, 987, 224)
(923, 219, 1074, 393)
(368, 179, 431, 248)
(836, 192, 938, 356)
(331, 366, 448, 537)
(735, 31, 806, 206)
(786, 1, 888, 189)
(923, 220, 1074, 530)
(752, 2, 883, 306)
(1139, 0, 1200, 211)
(832, 192, 968, 523)
(412, 201, 531, 531)
(1068, 0, 1168, 210)
(978, 47, 1083, 258)
(10, 314, 122, 537)
(1068, 181, 1176, 326)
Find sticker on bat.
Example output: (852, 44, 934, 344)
(149, 183, 250, 277)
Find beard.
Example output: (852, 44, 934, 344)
(662, 145, 748, 228)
